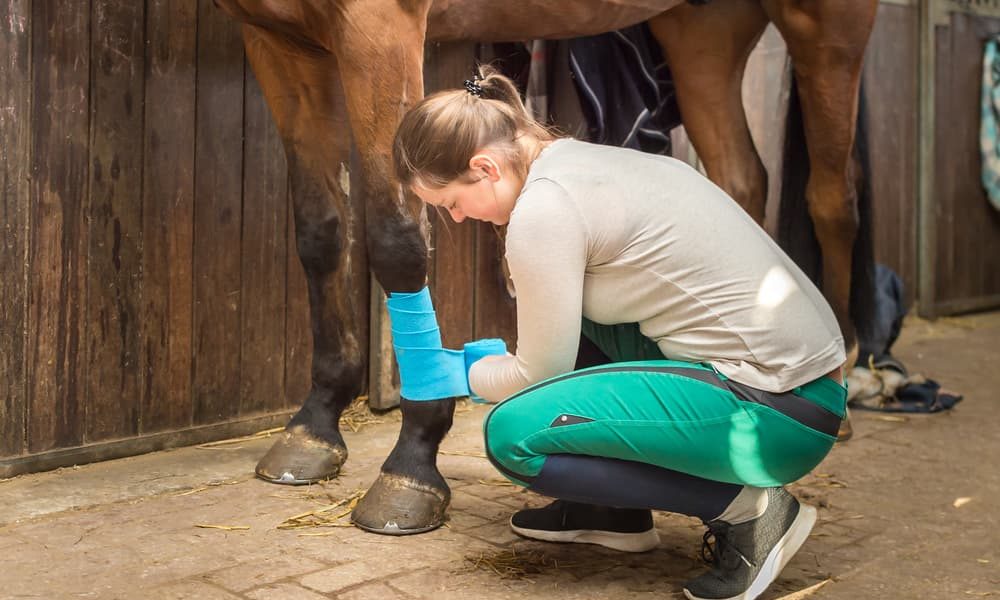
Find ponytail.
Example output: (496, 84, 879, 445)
(393, 64, 557, 189)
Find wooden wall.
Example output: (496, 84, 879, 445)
(926, 9, 1000, 315)
(0, 1, 312, 475)
(865, 2, 921, 307)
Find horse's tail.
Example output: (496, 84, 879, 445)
(776, 74, 875, 343)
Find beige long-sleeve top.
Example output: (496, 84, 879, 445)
(468, 139, 845, 403)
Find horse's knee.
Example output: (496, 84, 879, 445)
(294, 213, 344, 277)
(718, 160, 768, 222)
(806, 176, 857, 245)
(368, 217, 428, 292)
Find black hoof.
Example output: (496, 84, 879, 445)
(255, 426, 347, 485)
(351, 472, 450, 535)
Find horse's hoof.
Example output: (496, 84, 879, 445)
(255, 427, 347, 485)
(836, 415, 854, 442)
(351, 472, 450, 535)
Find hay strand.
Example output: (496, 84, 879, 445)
(439, 450, 487, 458)
(195, 524, 250, 531)
(174, 478, 248, 497)
(462, 547, 577, 581)
(196, 427, 284, 449)
(477, 478, 515, 487)
(277, 488, 366, 530)
(774, 579, 831, 599)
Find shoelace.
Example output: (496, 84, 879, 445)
(700, 524, 756, 571)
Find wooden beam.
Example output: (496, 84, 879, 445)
(0, 410, 295, 479)
(917, 0, 938, 317)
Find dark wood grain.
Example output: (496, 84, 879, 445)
(85, 0, 145, 442)
(192, 0, 245, 424)
(27, 0, 90, 452)
(240, 65, 288, 415)
(933, 13, 1000, 311)
(140, 0, 197, 433)
(473, 223, 518, 348)
(864, 3, 919, 306)
(0, 0, 31, 458)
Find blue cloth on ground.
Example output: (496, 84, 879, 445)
(387, 287, 507, 401)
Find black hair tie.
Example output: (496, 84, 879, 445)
(463, 75, 483, 97)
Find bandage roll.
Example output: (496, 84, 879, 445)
(463, 338, 508, 374)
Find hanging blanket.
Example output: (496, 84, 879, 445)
(568, 23, 681, 154)
(981, 36, 1000, 211)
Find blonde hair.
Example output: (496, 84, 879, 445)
(393, 65, 557, 189)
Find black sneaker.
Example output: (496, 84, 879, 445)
(509, 499, 660, 552)
(683, 487, 817, 600)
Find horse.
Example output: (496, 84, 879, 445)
(213, 0, 878, 535)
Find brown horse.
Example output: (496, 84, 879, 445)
(213, 0, 878, 534)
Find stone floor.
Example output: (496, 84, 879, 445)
(1, 312, 998, 600)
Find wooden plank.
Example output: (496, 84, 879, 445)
(192, 0, 245, 424)
(26, 0, 90, 453)
(935, 13, 1000, 309)
(430, 212, 476, 349)
(918, 0, 940, 316)
(368, 277, 399, 409)
(85, 0, 144, 443)
(930, 21, 954, 312)
(473, 223, 517, 347)
(0, 410, 295, 479)
(140, 0, 197, 433)
(864, 3, 919, 305)
(0, 0, 31, 458)
(240, 65, 288, 415)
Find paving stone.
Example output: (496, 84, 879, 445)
(206, 554, 326, 592)
(145, 581, 244, 599)
(338, 581, 405, 600)
(245, 582, 333, 600)
(298, 559, 401, 593)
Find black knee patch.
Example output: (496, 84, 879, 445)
(368, 217, 427, 291)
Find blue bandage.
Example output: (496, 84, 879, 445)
(387, 287, 507, 401)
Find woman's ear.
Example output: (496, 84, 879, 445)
(469, 153, 502, 182)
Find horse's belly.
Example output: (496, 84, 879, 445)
(427, 0, 683, 42)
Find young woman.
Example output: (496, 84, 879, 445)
(392, 66, 846, 600)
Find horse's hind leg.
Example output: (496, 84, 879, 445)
(328, 1, 454, 534)
(761, 0, 878, 350)
(648, 0, 769, 222)
(244, 27, 363, 484)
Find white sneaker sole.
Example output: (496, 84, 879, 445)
(683, 503, 818, 600)
(509, 519, 661, 553)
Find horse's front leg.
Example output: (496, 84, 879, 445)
(329, 1, 451, 534)
(762, 0, 878, 352)
(243, 26, 364, 484)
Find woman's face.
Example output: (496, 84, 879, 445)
(412, 151, 524, 226)
(413, 174, 512, 225)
